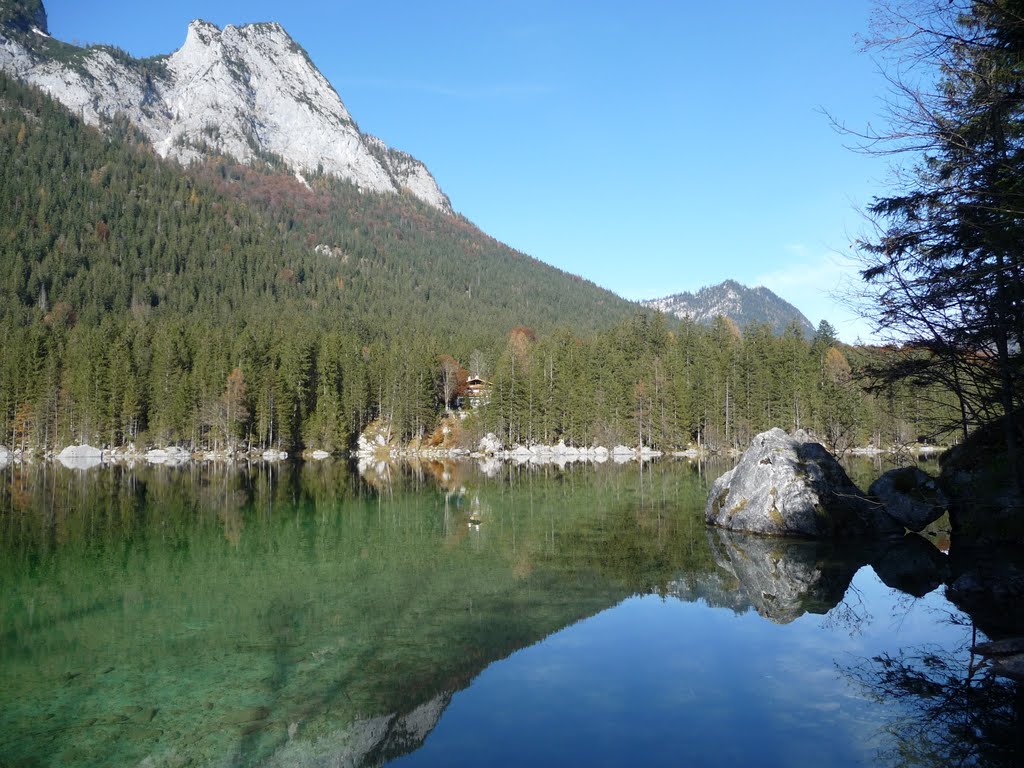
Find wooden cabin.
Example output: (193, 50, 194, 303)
(463, 377, 492, 409)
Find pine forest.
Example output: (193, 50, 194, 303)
(0, 73, 957, 456)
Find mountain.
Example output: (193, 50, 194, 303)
(0, 0, 451, 211)
(0, 68, 647, 450)
(0, 1, 645, 348)
(644, 280, 816, 336)
(0, 68, 636, 338)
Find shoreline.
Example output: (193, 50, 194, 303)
(0, 440, 951, 472)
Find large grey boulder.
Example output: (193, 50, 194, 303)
(705, 428, 901, 538)
(868, 466, 948, 532)
(56, 444, 103, 470)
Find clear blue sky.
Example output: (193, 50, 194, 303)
(45, 1, 893, 342)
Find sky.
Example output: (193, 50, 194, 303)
(44, 0, 897, 342)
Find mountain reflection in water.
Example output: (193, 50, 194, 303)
(0, 458, 1020, 767)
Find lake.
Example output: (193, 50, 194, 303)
(0, 458, 1020, 767)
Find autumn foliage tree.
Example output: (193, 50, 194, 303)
(437, 355, 468, 411)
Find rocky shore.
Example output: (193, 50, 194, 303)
(353, 426, 675, 467)
(0, 428, 951, 473)
(0, 443, 293, 470)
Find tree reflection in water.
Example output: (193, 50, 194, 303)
(844, 620, 1024, 767)
(708, 524, 1024, 767)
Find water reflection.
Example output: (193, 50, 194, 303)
(0, 457, 1019, 768)
(705, 529, 864, 623)
(844, 631, 1024, 767)
(870, 534, 950, 598)
(0, 459, 713, 767)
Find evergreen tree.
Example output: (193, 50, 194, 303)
(853, 0, 1024, 485)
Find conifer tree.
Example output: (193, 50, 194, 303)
(853, 0, 1024, 485)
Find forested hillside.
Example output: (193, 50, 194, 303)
(0, 74, 956, 454)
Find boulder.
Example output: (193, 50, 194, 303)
(938, 417, 1024, 542)
(868, 466, 948, 532)
(145, 446, 190, 465)
(0, 444, 11, 469)
(705, 428, 901, 538)
(58, 444, 103, 459)
(57, 444, 104, 470)
(477, 433, 504, 454)
(356, 419, 395, 458)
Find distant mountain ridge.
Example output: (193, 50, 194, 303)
(0, 0, 451, 211)
(644, 280, 816, 336)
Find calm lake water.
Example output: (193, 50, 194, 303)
(0, 457, 1019, 767)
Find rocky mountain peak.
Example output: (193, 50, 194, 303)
(183, 19, 220, 46)
(644, 280, 816, 336)
(0, 0, 47, 36)
(0, 1, 452, 212)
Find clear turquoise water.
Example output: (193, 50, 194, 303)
(0, 459, 1012, 767)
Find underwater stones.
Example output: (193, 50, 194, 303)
(972, 637, 1024, 681)
(223, 705, 271, 725)
(945, 546, 1024, 637)
(973, 637, 1024, 656)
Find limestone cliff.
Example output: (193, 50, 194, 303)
(0, 0, 452, 212)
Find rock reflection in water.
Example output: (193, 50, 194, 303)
(869, 534, 950, 598)
(704, 529, 863, 623)
(261, 691, 453, 768)
(696, 528, 958, 625)
(829, 539, 1023, 767)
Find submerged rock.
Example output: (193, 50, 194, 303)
(869, 466, 948, 532)
(705, 428, 900, 538)
(972, 638, 1024, 656)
